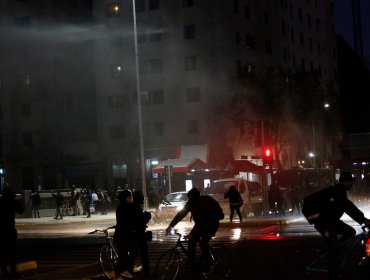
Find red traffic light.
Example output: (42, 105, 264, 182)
(264, 147, 272, 157)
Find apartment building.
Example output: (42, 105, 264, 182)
(0, 0, 339, 191)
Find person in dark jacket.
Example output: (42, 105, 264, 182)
(52, 190, 64, 220)
(224, 185, 243, 222)
(166, 188, 224, 268)
(113, 189, 137, 280)
(30, 189, 41, 218)
(0, 187, 24, 279)
(312, 171, 370, 280)
(132, 191, 151, 278)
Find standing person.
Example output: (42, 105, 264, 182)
(70, 185, 80, 216)
(52, 190, 64, 220)
(303, 171, 370, 279)
(30, 189, 41, 218)
(132, 191, 152, 278)
(0, 187, 24, 279)
(287, 186, 301, 215)
(224, 185, 243, 222)
(91, 189, 99, 214)
(166, 188, 224, 269)
(81, 187, 92, 218)
(113, 189, 137, 280)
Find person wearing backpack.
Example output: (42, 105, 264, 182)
(166, 187, 224, 269)
(224, 185, 243, 222)
(302, 171, 370, 280)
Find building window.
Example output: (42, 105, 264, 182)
(107, 95, 125, 109)
(62, 94, 74, 113)
(149, 0, 160, 10)
(244, 6, 250, 19)
(136, 0, 145, 12)
(154, 122, 164, 136)
(187, 120, 199, 134)
(185, 87, 201, 102)
(265, 40, 272, 54)
(109, 125, 125, 140)
(112, 65, 123, 78)
(316, 18, 320, 32)
(17, 74, 31, 88)
(141, 90, 164, 105)
(245, 34, 255, 49)
(182, 0, 193, 8)
(236, 31, 240, 45)
(299, 33, 304, 47)
(149, 32, 162, 42)
(307, 13, 312, 27)
(185, 56, 197, 71)
(149, 59, 163, 73)
(290, 28, 295, 42)
(21, 103, 31, 117)
(138, 33, 147, 43)
(22, 132, 33, 147)
(184, 25, 195, 39)
(234, 0, 239, 14)
(106, 3, 120, 17)
(281, 19, 286, 35)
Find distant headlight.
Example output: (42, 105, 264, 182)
(176, 204, 184, 211)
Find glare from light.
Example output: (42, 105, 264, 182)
(230, 228, 242, 240)
(151, 160, 159, 165)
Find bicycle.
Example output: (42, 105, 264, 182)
(88, 225, 118, 279)
(62, 199, 74, 216)
(155, 230, 232, 280)
(285, 225, 370, 279)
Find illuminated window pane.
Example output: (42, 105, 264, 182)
(106, 3, 120, 17)
(112, 65, 123, 78)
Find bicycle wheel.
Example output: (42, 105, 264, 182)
(155, 248, 181, 280)
(285, 246, 327, 280)
(204, 244, 232, 279)
(99, 244, 117, 279)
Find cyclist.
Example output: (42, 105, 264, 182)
(165, 187, 224, 269)
(306, 171, 370, 279)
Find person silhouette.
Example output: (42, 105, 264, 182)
(0, 187, 24, 279)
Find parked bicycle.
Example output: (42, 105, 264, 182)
(62, 199, 74, 216)
(88, 226, 117, 279)
(285, 225, 370, 279)
(155, 230, 232, 280)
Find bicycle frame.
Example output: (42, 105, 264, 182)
(89, 226, 117, 279)
(307, 226, 369, 274)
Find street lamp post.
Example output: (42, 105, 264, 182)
(131, 0, 148, 209)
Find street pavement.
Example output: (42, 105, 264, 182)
(14, 212, 302, 279)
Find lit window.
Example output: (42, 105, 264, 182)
(112, 65, 123, 78)
(106, 3, 120, 17)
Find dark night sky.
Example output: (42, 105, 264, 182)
(336, 0, 370, 63)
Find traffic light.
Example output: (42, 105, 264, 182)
(263, 147, 273, 166)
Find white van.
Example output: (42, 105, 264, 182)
(207, 178, 263, 217)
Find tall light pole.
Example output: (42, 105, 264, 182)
(131, 0, 148, 209)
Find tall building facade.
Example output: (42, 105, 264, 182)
(0, 0, 339, 192)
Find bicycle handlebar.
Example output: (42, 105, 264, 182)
(88, 225, 116, 235)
